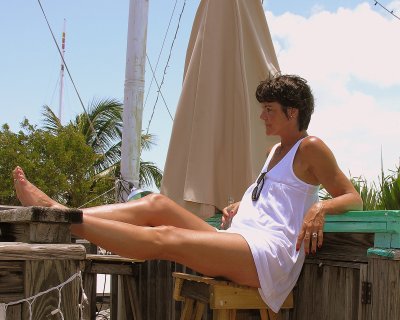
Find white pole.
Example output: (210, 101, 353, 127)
(120, 0, 149, 201)
(58, 18, 66, 123)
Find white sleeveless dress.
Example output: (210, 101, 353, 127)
(220, 138, 319, 312)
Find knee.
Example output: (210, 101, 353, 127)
(142, 193, 171, 212)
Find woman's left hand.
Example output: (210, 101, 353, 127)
(296, 202, 326, 254)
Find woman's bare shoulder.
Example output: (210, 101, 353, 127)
(301, 136, 332, 154)
(300, 136, 338, 171)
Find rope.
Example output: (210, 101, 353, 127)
(373, 1, 400, 20)
(144, 0, 179, 110)
(1, 271, 87, 320)
(37, 0, 103, 151)
(146, 0, 187, 134)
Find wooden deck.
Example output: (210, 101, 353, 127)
(1, 206, 400, 319)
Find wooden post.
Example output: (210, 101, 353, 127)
(0, 206, 85, 320)
(0, 243, 85, 320)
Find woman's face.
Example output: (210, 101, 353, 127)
(260, 102, 296, 135)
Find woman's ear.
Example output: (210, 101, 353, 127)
(289, 107, 298, 119)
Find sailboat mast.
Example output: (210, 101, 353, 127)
(120, 0, 149, 200)
(58, 19, 66, 123)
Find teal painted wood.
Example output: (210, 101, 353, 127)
(324, 210, 400, 249)
(374, 233, 393, 248)
(367, 247, 400, 260)
(324, 222, 388, 233)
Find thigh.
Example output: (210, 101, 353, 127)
(161, 227, 260, 288)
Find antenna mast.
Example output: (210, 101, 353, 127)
(58, 19, 66, 122)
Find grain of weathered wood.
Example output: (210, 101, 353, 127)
(87, 262, 135, 275)
(0, 261, 23, 296)
(387, 260, 400, 319)
(111, 275, 118, 320)
(85, 254, 142, 263)
(0, 224, 28, 242)
(367, 257, 400, 320)
(0, 293, 24, 304)
(5, 305, 21, 320)
(291, 261, 362, 320)
(0, 242, 85, 260)
(367, 248, 400, 260)
(82, 270, 97, 320)
(312, 233, 373, 262)
(30, 222, 71, 243)
(125, 275, 142, 320)
(0, 206, 82, 223)
(358, 264, 369, 320)
(0, 205, 20, 211)
(24, 260, 81, 320)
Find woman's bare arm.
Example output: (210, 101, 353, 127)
(296, 137, 363, 254)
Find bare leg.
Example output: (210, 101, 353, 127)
(72, 216, 260, 287)
(13, 167, 260, 287)
(13, 167, 214, 230)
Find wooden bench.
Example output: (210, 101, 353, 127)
(172, 272, 293, 320)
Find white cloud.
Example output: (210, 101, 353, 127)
(265, 3, 400, 182)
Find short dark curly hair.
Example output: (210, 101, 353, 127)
(255, 74, 314, 131)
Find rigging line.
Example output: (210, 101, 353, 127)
(36, 0, 103, 151)
(373, 1, 400, 20)
(78, 186, 116, 208)
(146, 0, 186, 134)
(144, 0, 179, 110)
(146, 53, 173, 120)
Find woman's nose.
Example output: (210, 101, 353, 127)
(260, 110, 266, 120)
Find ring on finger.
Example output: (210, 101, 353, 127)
(312, 232, 318, 239)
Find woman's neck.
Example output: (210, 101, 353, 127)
(278, 131, 308, 154)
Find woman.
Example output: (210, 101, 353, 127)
(13, 74, 362, 312)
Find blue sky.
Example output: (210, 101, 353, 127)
(1, 0, 400, 186)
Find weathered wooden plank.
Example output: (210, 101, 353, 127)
(86, 262, 135, 275)
(387, 260, 400, 319)
(367, 257, 400, 319)
(0, 206, 83, 223)
(367, 248, 400, 260)
(358, 264, 369, 320)
(326, 210, 400, 221)
(111, 275, 118, 320)
(368, 258, 389, 320)
(325, 221, 387, 233)
(0, 243, 86, 260)
(0, 293, 24, 303)
(0, 205, 20, 211)
(5, 304, 21, 320)
(291, 261, 362, 320)
(30, 222, 71, 243)
(0, 261, 23, 295)
(85, 254, 142, 263)
(82, 271, 97, 320)
(24, 260, 81, 320)
(0, 223, 29, 242)
(308, 233, 373, 262)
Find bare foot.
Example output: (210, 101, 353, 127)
(13, 166, 66, 209)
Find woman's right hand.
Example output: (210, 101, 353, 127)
(221, 201, 240, 229)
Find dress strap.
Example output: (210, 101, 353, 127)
(261, 143, 280, 173)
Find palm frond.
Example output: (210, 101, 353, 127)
(141, 132, 157, 151)
(139, 161, 163, 189)
(41, 105, 62, 134)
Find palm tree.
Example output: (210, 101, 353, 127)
(42, 98, 162, 189)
